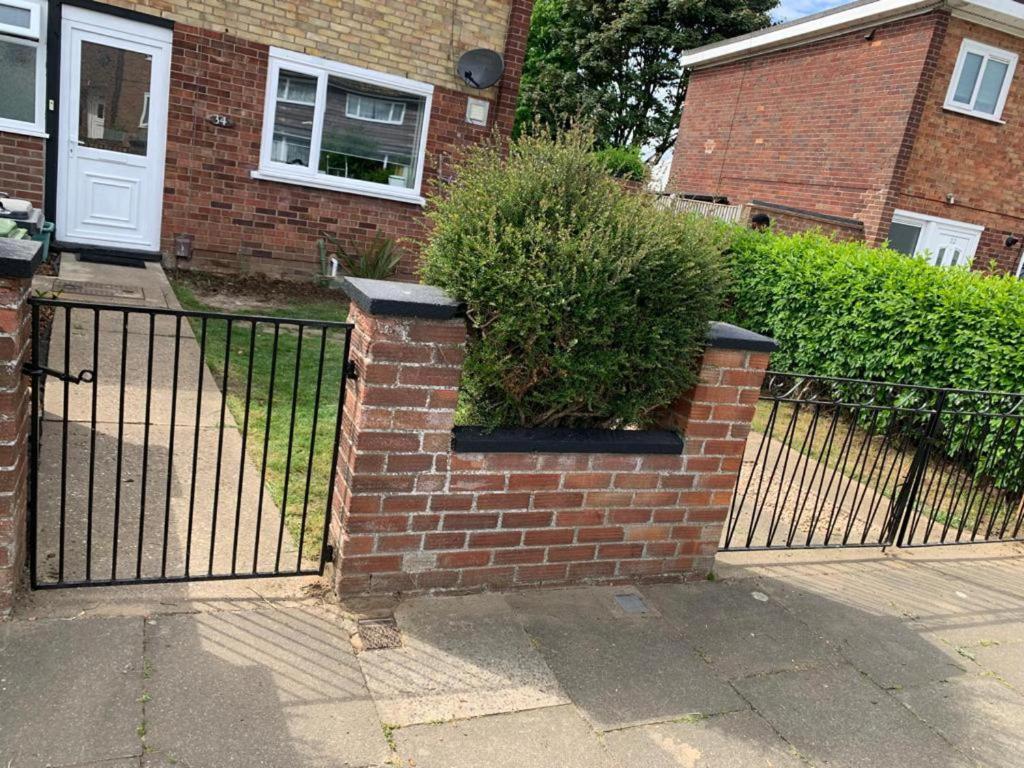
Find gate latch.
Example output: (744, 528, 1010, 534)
(22, 363, 95, 384)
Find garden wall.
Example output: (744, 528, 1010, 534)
(747, 201, 865, 242)
(329, 278, 776, 597)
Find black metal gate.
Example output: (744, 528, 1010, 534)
(723, 373, 1024, 551)
(26, 297, 354, 588)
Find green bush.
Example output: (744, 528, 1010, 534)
(725, 230, 1024, 487)
(592, 145, 647, 182)
(422, 131, 729, 429)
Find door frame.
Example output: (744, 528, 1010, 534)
(51, 2, 173, 252)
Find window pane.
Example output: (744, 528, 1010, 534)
(974, 59, 1009, 114)
(0, 4, 31, 29)
(78, 42, 151, 155)
(953, 52, 983, 104)
(887, 221, 922, 256)
(321, 76, 425, 188)
(0, 37, 35, 123)
(272, 70, 315, 166)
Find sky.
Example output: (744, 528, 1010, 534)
(773, 0, 850, 22)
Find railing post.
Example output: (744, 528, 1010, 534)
(890, 388, 948, 548)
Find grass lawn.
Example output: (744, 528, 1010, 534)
(170, 278, 350, 563)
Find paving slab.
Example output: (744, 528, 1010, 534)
(602, 709, 805, 768)
(643, 581, 835, 679)
(895, 676, 1024, 767)
(357, 593, 567, 726)
(0, 616, 143, 768)
(144, 606, 389, 768)
(734, 664, 974, 768)
(968, 640, 1024, 692)
(508, 587, 745, 731)
(392, 705, 617, 768)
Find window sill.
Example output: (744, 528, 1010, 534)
(250, 169, 426, 206)
(941, 104, 1006, 125)
(0, 123, 48, 139)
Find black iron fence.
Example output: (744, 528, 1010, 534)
(27, 298, 354, 588)
(723, 373, 1024, 551)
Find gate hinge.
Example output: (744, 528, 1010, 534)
(345, 360, 359, 380)
(324, 543, 335, 561)
(22, 363, 95, 384)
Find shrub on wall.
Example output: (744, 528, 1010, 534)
(592, 145, 647, 182)
(422, 131, 729, 429)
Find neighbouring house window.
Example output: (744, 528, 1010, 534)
(944, 39, 1018, 122)
(0, 0, 45, 137)
(887, 210, 984, 268)
(256, 47, 433, 205)
(139, 92, 150, 128)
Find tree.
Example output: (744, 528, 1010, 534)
(515, 0, 777, 164)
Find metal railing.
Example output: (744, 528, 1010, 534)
(723, 373, 1024, 551)
(27, 298, 354, 588)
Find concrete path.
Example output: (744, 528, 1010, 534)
(31, 259, 302, 585)
(5, 543, 1024, 767)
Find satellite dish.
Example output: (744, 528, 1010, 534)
(456, 49, 504, 89)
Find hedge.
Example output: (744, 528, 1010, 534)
(422, 131, 729, 429)
(725, 230, 1024, 489)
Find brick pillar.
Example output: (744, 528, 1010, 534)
(330, 278, 467, 597)
(494, 0, 535, 137)
(0, 240, 43, 615)
(658, 322, 775, 573)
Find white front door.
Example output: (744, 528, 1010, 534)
(56, 6, 171, 252)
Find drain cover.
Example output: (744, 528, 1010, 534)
(613, 593, 650, 614)
(357, 617, 402, 650)
(52, 280, 144, 299)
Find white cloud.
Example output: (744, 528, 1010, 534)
(772, 0, 849, 22)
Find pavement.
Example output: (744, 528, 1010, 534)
(4, 543, 1024, 767)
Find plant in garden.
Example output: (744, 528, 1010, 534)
(422, 130, 730, 429)
(318, 231, 402, 280)
(592, 145, 647, 181)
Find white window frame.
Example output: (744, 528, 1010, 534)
(943, 39, 1018, 123)
(253, 46, 433, 206)
(345, 93, 406, 125)
(890, 209, 985, 267)
(0, 0, 46, 138)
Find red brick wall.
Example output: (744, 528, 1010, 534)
(897, 18, 1024, 274)
(162, 25, 502, 281)
(746, 201, 866, 241)
(330, 300, 769, 598)
(0, 275, 32, 614)
(0, 133, 45, 209)
(668, 13, 946, 245)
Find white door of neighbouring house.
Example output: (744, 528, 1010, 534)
(56, 6, 171, 252)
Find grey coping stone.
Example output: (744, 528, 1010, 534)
(143, 607, 389, 768)
(734, 665, 975, 768)
(507, 586, 746, 731)
(602, 709, 805, 768)
(895, 676, 1024, 768)
(706, 321, 778, 352)
(0, 237, 43, 278)
(393, 705, 618, 768)
(643, 581, 836, 680)
(339, 276, 463, 319)
(0, 616, 143, 768)
(357, 592, 568, 726)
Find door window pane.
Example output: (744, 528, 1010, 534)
(887, 221, 922, 256)
(0, 36, 35, 123)
(0, 4, 30, 30)
(974, 59, 1009, 114)
(271, 70, 316, 166)
(78, 41, 152, 155)
(953, 52, 983, 104)
(319, 76, 425, 188)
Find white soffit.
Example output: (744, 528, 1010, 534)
(680, 0, 1024, 69)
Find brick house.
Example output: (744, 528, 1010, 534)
(668, 0, 1024, 274)
(0, 0, 532, 278)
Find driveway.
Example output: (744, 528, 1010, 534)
(3, 543, 1024, 767)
